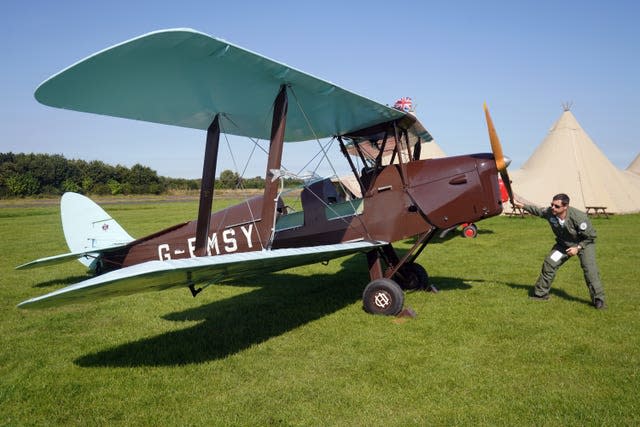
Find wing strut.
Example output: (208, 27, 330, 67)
(260, 85, 288, 249)
(392, 121, 408, 187)
(194, 115, 221, 256)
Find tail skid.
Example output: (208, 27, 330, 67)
(16, 192, 134, 271)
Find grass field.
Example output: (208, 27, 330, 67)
(1, 198, 639, 426)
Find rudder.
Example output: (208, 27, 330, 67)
(61, 192, 134, 267)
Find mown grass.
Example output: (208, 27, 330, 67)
(1, 199, 639, 426)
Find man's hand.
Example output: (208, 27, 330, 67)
(566, 246, 581, 257)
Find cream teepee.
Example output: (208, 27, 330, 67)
(511, 109, 640, 213)
(627, 153, 640, 175)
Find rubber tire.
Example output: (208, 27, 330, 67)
(362, 278, 404, 316)
(395, 263, 429, 290)
(462, 223, 478, 238)
(93, 259, 104, 275)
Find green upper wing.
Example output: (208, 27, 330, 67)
(35, 28, 408, 142)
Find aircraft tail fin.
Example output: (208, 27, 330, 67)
(60, 192, 134, 268)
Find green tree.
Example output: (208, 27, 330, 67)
(127, 163, 165, 194)
(82, 177, 94, 193)
(218, 169, 241, 189)
(0, 152, 174, 197)
(243, 176, 265, 189)
(86, 160, 116, 185)
(62, 179, 81, 193)
(5, 173, 40, 196)
(107, 179, 123, 195)
(28, 154, 69, 188)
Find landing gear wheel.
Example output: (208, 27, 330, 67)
(93, 259, 104, 275)
(394, 263, 429, 290)
(362, 278, 404, 316)
(462, 223, 478, 238)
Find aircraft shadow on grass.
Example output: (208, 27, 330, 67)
(68, 238, 593, 367)
(34, 275, 91, 289)
(74, 255, 472, 368)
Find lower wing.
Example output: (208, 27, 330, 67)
(18, 240, 385, 309)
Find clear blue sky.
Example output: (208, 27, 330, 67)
(2, 0, 639, 178)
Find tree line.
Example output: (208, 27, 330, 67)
(0, 153, 303, 197)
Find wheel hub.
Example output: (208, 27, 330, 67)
(373, 291, 391, 309)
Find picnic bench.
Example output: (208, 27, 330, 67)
(585, 206, 609, 218)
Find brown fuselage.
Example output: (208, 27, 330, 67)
(100, 154, 502, 272)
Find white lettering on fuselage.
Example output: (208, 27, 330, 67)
(223, 229, 237, 252)
(208, 233, 219, 256)
(240, 224, 254, 249)
(157, 223, 255, 260)
(158, 244, 171, 260)
(187, 237, 196, 258)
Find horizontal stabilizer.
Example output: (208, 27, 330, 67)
(15, 244, 129, 270)
(18, 240, 386, 309)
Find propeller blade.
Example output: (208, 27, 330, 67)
(483, 103, 506, 172)
(484, 103, 514, 205)
(500, 170, 515, 205)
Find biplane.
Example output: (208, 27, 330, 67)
(17, 29, 513, 315)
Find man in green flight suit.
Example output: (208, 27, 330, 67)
(514, 193, 606, 309)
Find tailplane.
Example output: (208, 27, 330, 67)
(16, 193, 134, 271)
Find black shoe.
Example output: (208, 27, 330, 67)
(529, 293, 550, 301)
(594, 299, 606, 310)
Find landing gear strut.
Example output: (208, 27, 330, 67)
(394, 262, 429, 290)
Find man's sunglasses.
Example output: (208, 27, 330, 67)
(551, 203, 564, 209)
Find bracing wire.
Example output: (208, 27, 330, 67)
(208, 86, 378, 249)
(288, 87, 373, 240)
(213, 116, 266, 251)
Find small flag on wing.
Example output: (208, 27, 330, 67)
(393, 97, 413, 112)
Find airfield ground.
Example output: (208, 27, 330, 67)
(1, 198, 638, 425)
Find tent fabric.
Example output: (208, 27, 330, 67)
(338, 139, 445, 198)
(627, 153, 640, 175)
(407, 139, 447, 161)
(510, 110, 640, 214)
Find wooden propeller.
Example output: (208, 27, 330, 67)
(484, 103, 514, 206)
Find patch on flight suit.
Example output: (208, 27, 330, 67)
(579, 222, 587, 230)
